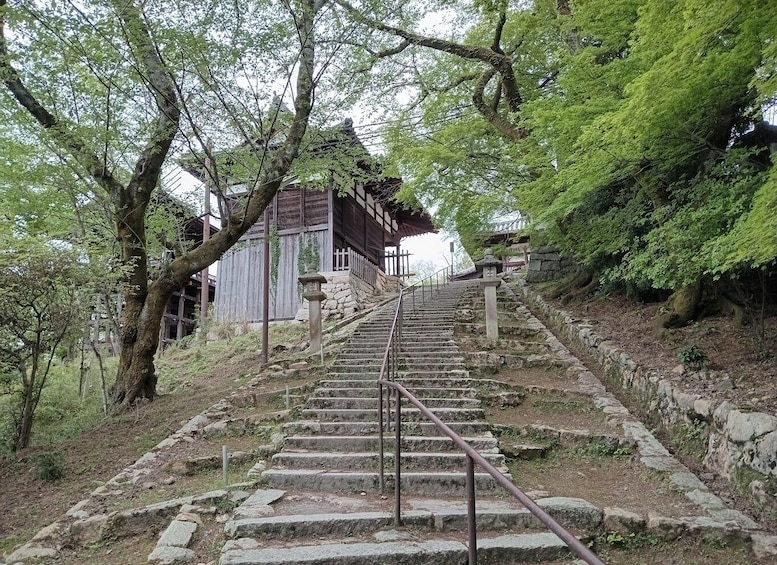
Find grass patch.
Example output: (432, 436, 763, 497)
(670, 420, 709, 460)
(532, 398, 582, 411)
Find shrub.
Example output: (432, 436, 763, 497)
(678, 344, 708, 371)
(32, 450, 65, 481)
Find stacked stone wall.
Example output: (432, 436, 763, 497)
(514, 278, 777, 510)
(526, 245, 577, 283)
(297, 270, 398, 321)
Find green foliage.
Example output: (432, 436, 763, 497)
(297, 232, 320, 274)
(677, 344, 708, 371)
(356, 0, 777, 297)
(269, 225, 280, 297)
(0, 237, 92, 449)
(670, 419, 709, 460)
(32, 451, 65, 482)
(592, 530, 664, 551)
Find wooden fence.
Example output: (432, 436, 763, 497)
(382, 249, 412, 277)
(333, 247, 379, 287)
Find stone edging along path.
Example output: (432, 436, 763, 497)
(510, 276, 777, 517)
(494, 283, 762, 528)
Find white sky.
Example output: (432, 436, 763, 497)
(402, 231, 454, 270)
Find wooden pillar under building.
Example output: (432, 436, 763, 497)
(176, 291, 185, 341)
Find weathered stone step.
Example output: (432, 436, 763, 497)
(260, 469, 511, 495)
(270, 451, 506, 471)
(305, 397, 481, 410)
(323, 373, 380, 381)
(219, 533, 570, 565)
(401, 351, 464, 359)
(311, 386, 477, 399)
(283, 435, 499, 453)
(283, 420, 493, 437)
(328, 364, 381, 374)
(300, 407, 485, 422)
(398, 370, 469, 378)
(398, 362, 468, 371)
(225, 506, 547, 540)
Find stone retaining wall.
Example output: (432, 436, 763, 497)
(513, 277, 777, 510)
(296, 270, 401, 321)
(526, 245, 577, 283)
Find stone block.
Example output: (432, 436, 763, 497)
(147, 545, 197, 564)
(603, 507, 645, 533)
(535, 497, 602, 530)
(752, 533, 777, 558)
(157, 520, 197, 548)
(646, 513, 685, 541)
(725, 410, 777, 443)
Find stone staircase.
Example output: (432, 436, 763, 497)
(259, 281, 509, 497)
(220, 281, 587, 564)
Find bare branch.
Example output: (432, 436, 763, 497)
(472, 69, 526, 141)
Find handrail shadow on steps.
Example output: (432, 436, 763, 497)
(376, 270, 605, 565)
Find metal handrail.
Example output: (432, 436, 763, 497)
(377, 266, 452, 493)
(375, 275, 604, 565)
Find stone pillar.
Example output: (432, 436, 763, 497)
(299, 270, 328, 354)
(476, 248, 502, 341)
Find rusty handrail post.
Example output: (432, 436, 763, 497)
(379, 380, 605, 565)
(378, 382, 385, 494)
(394, 387, 402, 526)
(466, 455, 477, 565)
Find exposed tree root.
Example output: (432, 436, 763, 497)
(653, 280, 702, 332)
(549, 269, 592, 301)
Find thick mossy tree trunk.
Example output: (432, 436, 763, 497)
(654, 280, 703, 331)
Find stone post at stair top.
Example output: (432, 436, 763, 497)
(476, 248, 502, 341)
(299, 269, 328, 354)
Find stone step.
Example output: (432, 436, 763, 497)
(270, 451, 507, 472)
(396, 362, 468, 371)
(327, 365, 381, 374)
(299, 407, 486, 422)
(311, 387, 477, 399)
(260, 469, 511, 495)
(220, 533, 570, 565)
(400, 351, 463, 358)
(398, 370, 469, 378)
(283, 420, 493, 437)
(283, 435, 499, 453)
(322, 373, 381, 381)
(319, 376, 475, 388)
(225, 506, 549, 540)
(305, 397, 481, 410)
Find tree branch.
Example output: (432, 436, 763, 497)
(472, 69, 526, 140)
(335, 0, 525, 130)
(0, 0, 124, 196)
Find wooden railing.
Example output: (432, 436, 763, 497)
(332, 247, 379, 287)
(491, 217, 528, 234)
(382, 249, 412, 277)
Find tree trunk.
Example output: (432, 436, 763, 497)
(654, 280, 703, 331)
(15, 358, 39, 451)
(16, 390, 36, 450)
(112, 276, 174, 406)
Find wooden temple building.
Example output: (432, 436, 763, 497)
(206, 119, 436, 322)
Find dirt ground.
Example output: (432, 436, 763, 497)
(530, 283, 777, 418)
(0, 327, 313, 555)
